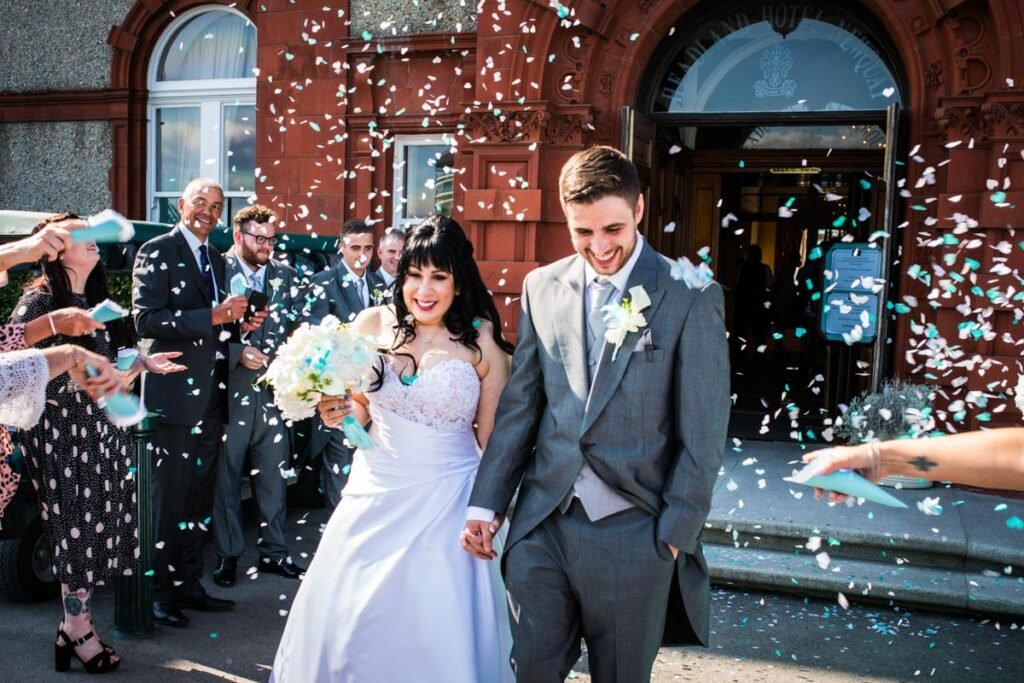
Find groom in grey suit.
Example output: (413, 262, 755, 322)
(303, 219, 385, 508)
(463, 146, 730, 682)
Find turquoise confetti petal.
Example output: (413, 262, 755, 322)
(991, 191, 1007, 203)
(1006, 516, 1024, 530)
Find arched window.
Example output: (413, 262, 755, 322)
(648, 3, 903, 150)
(148, 6, 256, 224)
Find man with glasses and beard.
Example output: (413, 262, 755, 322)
(212, 205, 305, 587)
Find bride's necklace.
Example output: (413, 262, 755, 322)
(415, 325, 445, 347)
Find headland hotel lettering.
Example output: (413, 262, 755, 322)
(657, 3, 895, 108)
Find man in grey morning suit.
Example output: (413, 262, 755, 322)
(212, 205, 306, 588)
(133, 178, 261, 628)
(463, 146, 730, 682)
(304, 219, 386, 508)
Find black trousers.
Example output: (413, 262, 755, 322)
(151, 381, 227, 601)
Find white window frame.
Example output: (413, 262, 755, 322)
(146, 5, 257, 224)
(392, 134, 456, 230)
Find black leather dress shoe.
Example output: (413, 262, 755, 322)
(153, 600, 190, 628)
(176, 588, 235, 612)
(213, 557, 237, 587)
(259, 556, 307, 579)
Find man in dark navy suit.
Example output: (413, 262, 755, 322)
(133, 178, 264, 628)
(303, 219, 385, 509)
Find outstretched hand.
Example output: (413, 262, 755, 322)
(141, 351, 187, 375)
(461, 514, 504, 561)
(801, 444, 882, 503)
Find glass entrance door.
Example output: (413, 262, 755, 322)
(717, 168, 884, 439)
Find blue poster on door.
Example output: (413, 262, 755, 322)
(820, 243, 884, 344)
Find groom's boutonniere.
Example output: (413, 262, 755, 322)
(601, 285, 651, 361)
(370, 287, 386, 306)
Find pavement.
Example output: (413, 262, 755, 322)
(1, 440, 1022, 681)
(704, 442, 1024, 617)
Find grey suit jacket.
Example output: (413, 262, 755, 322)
(223, 250, 300, 411)
(302, 263, 386, 456)
(133, 225, 236, 426)
(303, 263, 386, 326)
(469, 242, 730, 645)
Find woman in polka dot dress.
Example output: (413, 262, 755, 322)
(9, 213, 184, 674)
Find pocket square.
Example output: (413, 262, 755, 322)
(633, 329, 653, 352)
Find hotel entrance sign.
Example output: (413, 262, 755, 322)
(820, 243, 883, 344)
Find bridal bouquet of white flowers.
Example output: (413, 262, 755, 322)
(261, 314, 381, 448)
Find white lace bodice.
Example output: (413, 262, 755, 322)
(370, 358, 480, 433)
(0, 348, 48, 429)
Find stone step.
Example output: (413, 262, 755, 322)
(702, 514, 1024, 575)
(705, 542, 1024, 618)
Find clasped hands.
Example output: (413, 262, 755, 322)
(459, 518, 680, 561)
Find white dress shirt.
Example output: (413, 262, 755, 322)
(179, 223, 219, 304)
(238, 257, 267, 292)
(341, 262, 370, 308)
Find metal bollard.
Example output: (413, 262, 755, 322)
(113, 413, 158, 638)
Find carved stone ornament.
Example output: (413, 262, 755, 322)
(599, 71, 615, 98)
(935, 103, 991, 141)
(925, 61, 944, 90)
(910, 16, 930, 36)
(638, 0, 659, 15)
(542, 110, 595, 146)
(983, 102, 1024, 139)
(461, 110, 551, 143)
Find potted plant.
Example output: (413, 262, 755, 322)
(832, 378, 935, 489)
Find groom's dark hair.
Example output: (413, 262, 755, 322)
(559, 145, 641, 209)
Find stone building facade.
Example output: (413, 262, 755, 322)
(2, 0, 1023, 436)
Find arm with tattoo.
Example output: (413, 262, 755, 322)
(803, 427, 1024, 493)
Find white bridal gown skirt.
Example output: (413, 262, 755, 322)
(270, 407, 513, 683)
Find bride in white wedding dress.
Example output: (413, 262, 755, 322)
(270, 216, 515, 683)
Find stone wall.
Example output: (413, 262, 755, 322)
(0, 122, 112, 214)
(0, 0, 135, 93)
(349, 0, 476, 36)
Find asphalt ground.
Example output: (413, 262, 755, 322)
(2, 505, 1021, 682)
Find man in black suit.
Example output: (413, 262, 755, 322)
(304, 219, 385, 508)
(133, 177, 264, 628)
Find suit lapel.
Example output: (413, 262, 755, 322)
(553, 257, 590, 405)
(581, 244, 667, 436)
(173, 227, 212, 306)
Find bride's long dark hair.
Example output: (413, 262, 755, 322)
(370, 214, 513, 389)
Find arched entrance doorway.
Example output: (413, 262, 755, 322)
(627, 0, 906, 439)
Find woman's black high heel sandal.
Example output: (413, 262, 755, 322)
(55, 627, 120, 673)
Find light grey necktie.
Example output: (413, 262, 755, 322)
(249, 272, 261, 292)
(355, 278, 368, 308)
(586, 277, 617, 384)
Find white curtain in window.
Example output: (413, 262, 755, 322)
(156, 107, 200, 193)
(159, 11, 255, 81)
